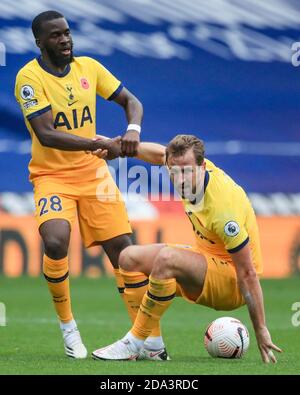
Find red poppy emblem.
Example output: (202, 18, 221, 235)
(81, 78, 89, 89)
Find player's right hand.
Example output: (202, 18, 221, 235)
(93, 135, 122, 160)
(255, 326, 282, 363)
(91, 148, 108, 159)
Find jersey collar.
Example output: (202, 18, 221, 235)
(203, 170, 210, 194)
(36, 56, 71, 77)
(183, 170, 210, 207)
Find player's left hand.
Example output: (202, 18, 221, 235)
(255, 326, 282, 363)
(121, 130, 140, 157)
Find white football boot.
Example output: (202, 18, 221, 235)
(137, 347, 171, 361)
(61, 321, 88, 359)
(92, 339, 140, 361)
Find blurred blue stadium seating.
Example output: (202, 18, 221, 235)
(0, 0, 299, 193)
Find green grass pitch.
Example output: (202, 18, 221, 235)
(0, 276, 299, 375)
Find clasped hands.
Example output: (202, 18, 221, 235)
(88, 130, 140, 160)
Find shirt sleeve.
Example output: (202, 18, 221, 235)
(212, 212, 249, 253)
(90, 59, 123, 100)
(15, 70, 51, 120)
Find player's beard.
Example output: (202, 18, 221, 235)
(45, 42, 74, 69)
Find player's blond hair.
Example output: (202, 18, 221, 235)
(166, 135, 205, 165)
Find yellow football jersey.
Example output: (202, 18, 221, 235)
(182, 159, 263, 274)
(15, 56, 122, 181)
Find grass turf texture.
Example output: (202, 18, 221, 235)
(0, 276, 299, 375)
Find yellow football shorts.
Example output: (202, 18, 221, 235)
(33, 169, 132, 248)
(170, 244, 245, 311)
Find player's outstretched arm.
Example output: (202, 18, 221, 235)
(231, 244, 282, 363)
(29, 109, 121, 156)
(135, 142, 166, 165)
(91, 135, 166, 165)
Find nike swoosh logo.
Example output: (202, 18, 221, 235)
(149, 351, 162, 357)
(68, 100, 78, 106)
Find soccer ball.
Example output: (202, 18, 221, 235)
(204, 317, 250, 359)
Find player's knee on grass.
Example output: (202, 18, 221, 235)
(152, 247, 177, 279)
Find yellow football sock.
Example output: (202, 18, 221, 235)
(120, 268, 162, 338)
(131, 275, 176, 340)
(113, 267, 138, 324)
(43, 254, 73, 323)
(113, 268, 126, 302)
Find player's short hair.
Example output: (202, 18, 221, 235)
(32, 10, 65, 39)
(166, 134, 205, 165)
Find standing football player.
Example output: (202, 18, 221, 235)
(15, 10, 147, 358)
